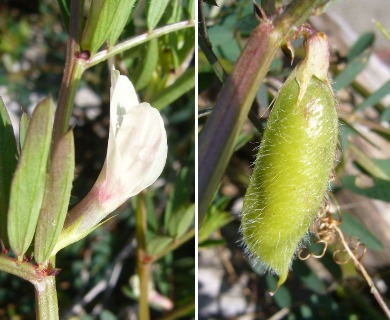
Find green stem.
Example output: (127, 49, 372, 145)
(198, 1, 264, 137)
(52, 0, 83, 146)
(53, 60, 84, 145)
(33, 276, 59, 320)
(136, 193, 150, 320)
(198, 0, 227, 83)
(198, 0, 328, 221)
(53, 20, 194, 146)
(0, 255, 59, 319)
(86, 20, 194, 70)
(0, 254, 40, 281)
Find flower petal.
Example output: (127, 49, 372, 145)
(110, 70, 140, 136)
(106, 102, 167, 200)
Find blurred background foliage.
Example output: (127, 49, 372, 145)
(199, 0, 390, 319)
(0, 0, 194, 319)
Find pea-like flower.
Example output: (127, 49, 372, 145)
(53, 68, 167, 254)
(97, 68, 167, 211)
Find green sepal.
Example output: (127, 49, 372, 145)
(81, 0, 136, 55)
(146, 0, 170, 31)
(34, 130, 75, 264)
(51, 215, 112, 256)
(7, 98, 54, 257)
(19, 111, 30, 150)
(0, 98, 18, 246)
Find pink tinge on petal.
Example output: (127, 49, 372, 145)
(95, 183, 114, 204)
(148, 290, 174, 311)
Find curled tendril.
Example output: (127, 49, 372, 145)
(298, 194, 366, 265)
(298, 240, 328, 260)
(298, 248, 311, 260)
(333, 238, 366, 265)
(348, 236, 367, 262)
(333, 248, 350, 265)
(297, 195, 390, 318)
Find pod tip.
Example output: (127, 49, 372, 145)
(269, 272, 288, 296)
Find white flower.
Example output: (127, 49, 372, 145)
(53, 68, 167, 254)
(95, 68, 168, 210)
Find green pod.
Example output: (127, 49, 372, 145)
(241, 32, 338, 289)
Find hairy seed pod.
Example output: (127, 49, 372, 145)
(241, 32, 338, 290)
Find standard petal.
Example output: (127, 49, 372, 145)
(110, 74, 140, 126)
(133, 103, 168, 193)
(114, 102, 167, 197)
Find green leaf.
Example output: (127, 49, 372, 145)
(159, 28, 195, 74)
(340, 211, 383, 251)
(381, 105, 390, 121)
(34, 130, 75, 264)
(300, 304, 313, 318)
(188, 0, 195, 20)
(145, 193, 158, 233)
(147, 235, 173, 255)
(82, 0, 136, 54)
(332, 49, 371, 91)
(293, 260, 326, 294)
(339, 118, 379, 149)
(162, 0, 181, 25)
(81, 0, 105, 54)
(372, 159, 390, 177)
(134, 38, 159, 91)
(0, 98, 18, 246)
(339, 122, 350, 158)
(99, 310, 117, 320)
(164, 167, 193, 227)
(349, 144, 390, 180)
(19, 111, 29, 150)
(318, 251, 342, 280)
(57, 0, 71, 32)
(107, 0, 137, 47)
(7, 98, 54, 257)
(357, 80, 390, 110)
(167, 204, 195, 238)
(208, 20, 241, 62)
(341, 175, 390, 202)
(347, 32, 375, 61)
(198, 238, 226, 248)
(147, 0, 170, 31)
(198, 206, 233, 243)
(236, 14, 259, 36)
(150, 67, 195, 110)
(234, 132, 254, 151)
(374, 20, 390, 42)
